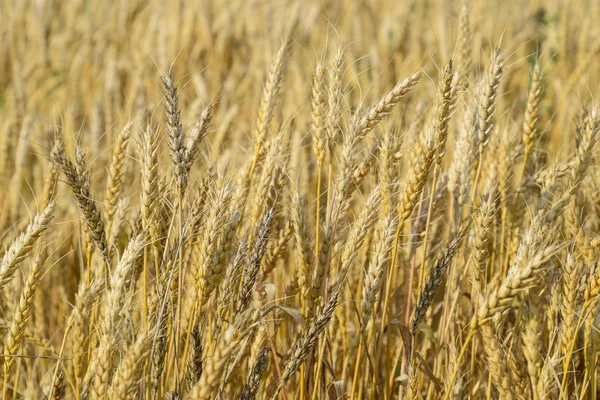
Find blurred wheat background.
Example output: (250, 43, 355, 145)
(1, 0, 600, 399)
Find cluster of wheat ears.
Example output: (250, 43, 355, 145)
(2, 0, 600, 399)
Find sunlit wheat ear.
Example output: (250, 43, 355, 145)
(249, 37, 292, 181)
(311, 61, 327, 166)
(213, 237, 248, 338)
(195, 184, 234, 307)
(162, 73, 188, 198)
(470, 195, 496, 285)
(521, 303, 543, 392)
(200, 307, 261, 397)
(521, 63, 543, 167)
(105, 120, 132, 233)
(108, 198, 128, 246)
(67, 280, 103, 394)
(186, 167, 215, 241)
(139, 125, 160, 232)
(477, 238, 560, 326)
(537, 352, 560, 399)
(476, 49, 504, 158)
(398, 126, 436, 222)
(355, 70, 423, 138)
(291, 189, 315, 302)
(86, 233, 145, 399)
(0, 202, 55, 289)
(101, 232, 146, 333)
(3, 253, 45, 373)
(406, 363, 420, 400)
(259, 220, 292, 282)
(457, 3, 471, 82)
(150, 287, 169, 393)
(432, 60, 456, 167)
(185, 104, 213, 174)
(327, 48, 345, 148)
(570, 107, 599, 185)
(359, 211, 398, 333)
(583, 260, 600, 310)
(237, 210, 273, 314)
(272, 292, 340, 399)
(106, 333, 150, 398)
(480, 323, 515, 399)
(410, 225, 467, 333)
(87, 336, 112, 399)
(447, 100, 475, 206)
(52, 147, 110, 263)
(379, 127, 402, 209)
(251, 135, 284, 224)
(560, 253, 580, 362)
(338, 186, 382, 279)
(509, 344, 530, 400)
(41, 136, 63, 209)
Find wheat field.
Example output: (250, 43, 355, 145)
(1, 0, 600, 399)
